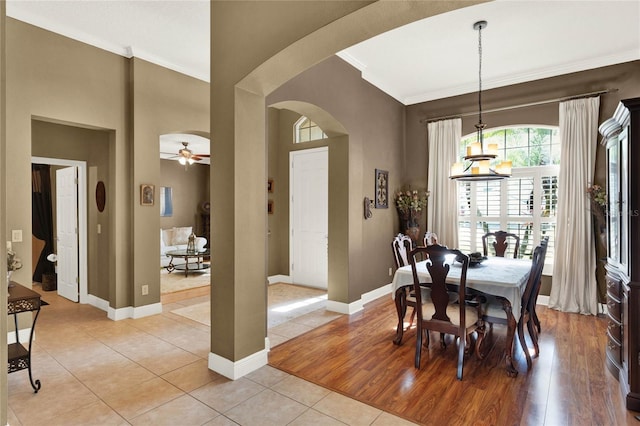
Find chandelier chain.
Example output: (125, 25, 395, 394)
(477, 22, 483, 126)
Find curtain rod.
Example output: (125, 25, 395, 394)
(419, 88, 618, 125)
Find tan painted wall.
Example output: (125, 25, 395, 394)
(5, 18, 130, 308)
(130, 58, 209, 306)
(32, 120, 111, 300)
(266, 108, 282, 276)
(159, 159, 210, 232)
(211, 0, 490, 363)
(1, 3, 7, 423)
(268, 107, 352, 302)
(267, 55, 405, 303)
(5, 19, 209, 309)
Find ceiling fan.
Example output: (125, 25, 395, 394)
(174, 141, 209, 165)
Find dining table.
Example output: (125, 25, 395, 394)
(391, 256, 532, 376)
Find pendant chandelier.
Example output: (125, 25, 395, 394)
(450, 20, 511, 181)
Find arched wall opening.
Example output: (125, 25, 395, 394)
(267, 101, 349, 307)
(209, 1, 483, 376)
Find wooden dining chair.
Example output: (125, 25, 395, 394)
(528, 236, 549, 342)
(423, 231, 438, 247)
(482, 230, 520, 258)
(409, 244, 484, 380)
(392, 234, 419, 344)
(392, 233, 413, 269)
(476, 240, 546, 370)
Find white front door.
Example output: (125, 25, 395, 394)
(56, 166, 79, 302)
(290, 147, 328, 289)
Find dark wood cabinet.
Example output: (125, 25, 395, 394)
(599, 97, 640, 411)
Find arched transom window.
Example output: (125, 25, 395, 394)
(294, 116, 327, 143)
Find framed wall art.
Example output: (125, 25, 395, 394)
(159, 186, 173, 216)
(375, 169, 389, 208)
(140, 184, 154, 206)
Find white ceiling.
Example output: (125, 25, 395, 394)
(338, 0, 640, 105)
(5, 0, 639, 110)
(6, 0, 210, 82)
(159, 134, 210, 165)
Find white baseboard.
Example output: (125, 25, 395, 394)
(88, 294, 161, 320)
(326, 282, 393, 315)
(132, 303, 163, 319)
(87, 294, 110, 312)
(326, 300, 360, 314)
(208, 347, 268, 380)
(362, 283, 393, 304)
(268, 275, 291, 285)
(537, 295, 550, 306)
(108, 306, 133, 321)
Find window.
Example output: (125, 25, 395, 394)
(457, 127, 559, 265)
(294, 116, 327, 143)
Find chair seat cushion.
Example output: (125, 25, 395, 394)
(420, 303, 479, 327)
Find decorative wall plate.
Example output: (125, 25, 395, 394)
(96, 181, 106, 212)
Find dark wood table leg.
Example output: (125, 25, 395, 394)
(393, 287, 408, 345)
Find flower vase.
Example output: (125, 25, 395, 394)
(404, 216, 421, 247)
(404, 223, 420, 247)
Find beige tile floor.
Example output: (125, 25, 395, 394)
(7, 284, 415, 425)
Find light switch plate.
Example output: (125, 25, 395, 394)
(11, 230, 22, 243)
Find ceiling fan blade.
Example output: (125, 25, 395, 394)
(193, 154, 210, 157)
(161, 153, 181, 159)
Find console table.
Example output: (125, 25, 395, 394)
(8, 282, 47, 393)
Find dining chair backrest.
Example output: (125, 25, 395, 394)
(409, 244, 480, 379)
(527, 236, 549, 313)
(423, 231, 439, 247)
(409, 244, 469, 334)
(520, 244, 545, 315)
(482, 230, 520, 258)
(392, 233, 413, 269)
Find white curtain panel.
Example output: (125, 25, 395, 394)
(549, 96, 600, 315)
(427, 118, 461, 248)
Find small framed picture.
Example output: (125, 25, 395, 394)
(267, 199, 274, 214)
(140, 184, 154, 206)
(375, 169, 389, 208)
(267, 178, 274, 193)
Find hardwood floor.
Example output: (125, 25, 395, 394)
(269, 296, 637, 425)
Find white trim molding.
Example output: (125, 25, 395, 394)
(208, 347, 268, 380)
(268, 275, 291, 285)
(537, 295, 550, 307)
(326, 283, 393, 315)
(88, 295, 161, 320)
